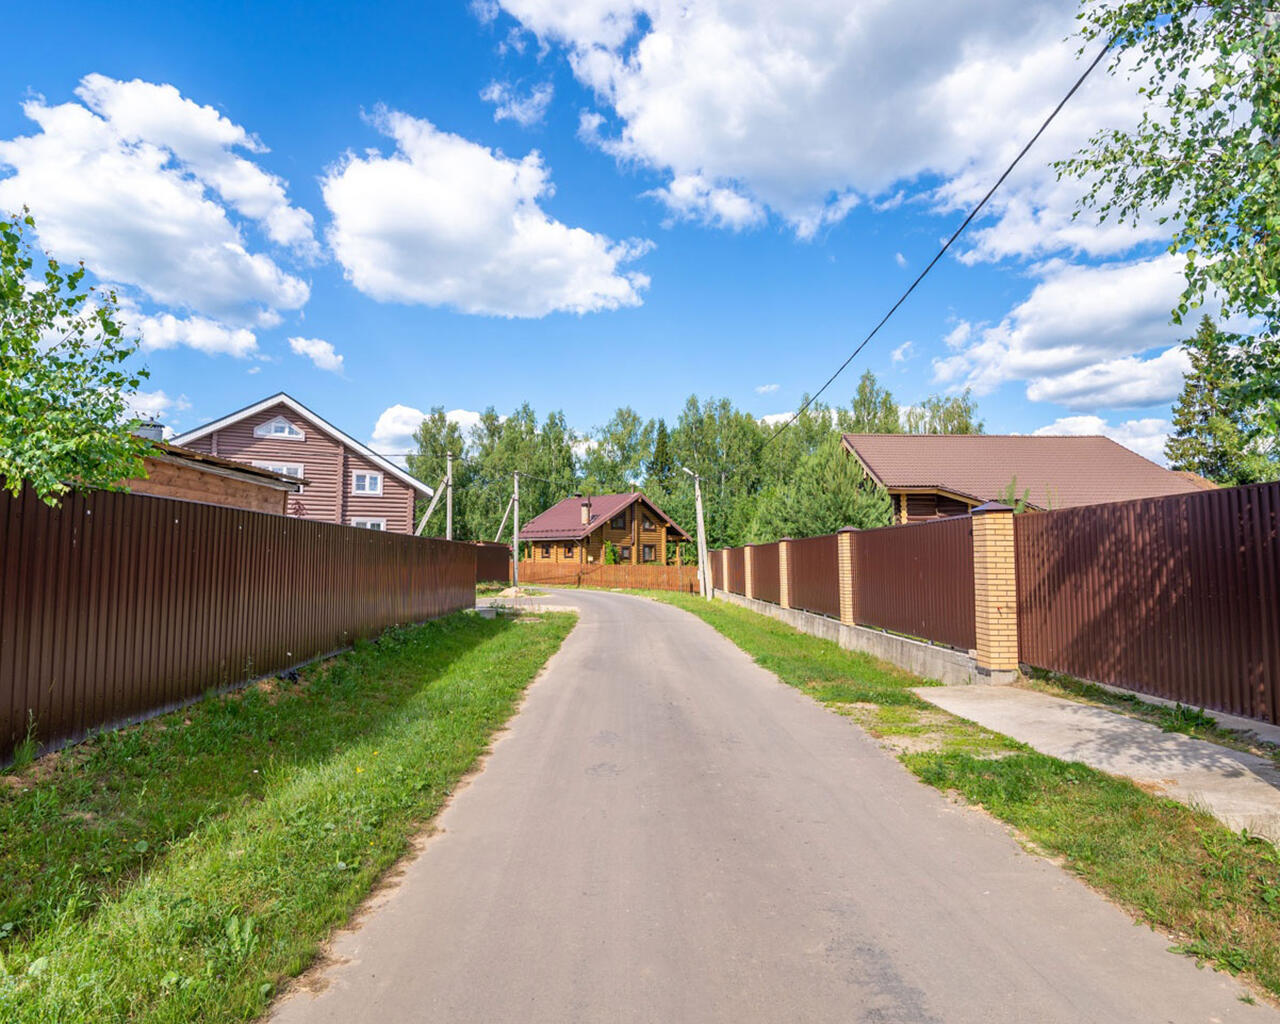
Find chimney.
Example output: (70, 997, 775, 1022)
(580, 498, 591, 527)
(133, 421, 165, 442)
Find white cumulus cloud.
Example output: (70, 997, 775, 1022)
(0, 74, 313, 329)
(371, 404, 488, 453)
(754, 382, 780, 394)
(481, 80, 555, 126)
(288, 335, 344, 373)
(1034, 415, 1173, 465)
(132, 311, 259, 358)
(322, 107, 651, 317)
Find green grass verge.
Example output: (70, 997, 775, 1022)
(0, 610, 575, 1022)
(643, 591, 1280, 999)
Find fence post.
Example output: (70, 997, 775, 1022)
(837, 527, 857, 627)
(971, 503, 1019, 681)
(778, 538, 792, 609)
(744, 545, 755, 600)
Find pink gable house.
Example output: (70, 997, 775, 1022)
(172, 393, 432, 534)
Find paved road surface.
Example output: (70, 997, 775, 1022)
(272, 590, 1273, 1023)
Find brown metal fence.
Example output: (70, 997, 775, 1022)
(854, 517, 976, 650)
(711, 553, 724, 592)
(1, 486, 477, 761)
(752, 542, 781, 605)
(726, 547, 746, 595)
(788, 533, 840, 619)
(516, 561, 701, 592)
(473, 542, 511, 583)
(1015, 482, 1280, 723)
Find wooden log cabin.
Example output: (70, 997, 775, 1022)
(519, 492, 692, 566)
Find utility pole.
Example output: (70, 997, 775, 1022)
(512, 470, 520, 590)
(445, 453, 453, 541)
(683, 466, 711, 600)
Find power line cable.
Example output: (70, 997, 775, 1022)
(759, 36, 1114, 450)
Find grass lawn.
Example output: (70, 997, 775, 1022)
(645, 591, 1280, 1002)
(0, 609, 575, 1023)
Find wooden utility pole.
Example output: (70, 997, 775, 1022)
(445, 453, 453, 541)
(512, 470, 520, 590)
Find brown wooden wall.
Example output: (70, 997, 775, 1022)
(126, 457, 289, 515)
(1016, 481, 1280, 723)
(0, 485, 476, 762)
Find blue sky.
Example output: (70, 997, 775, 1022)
(2, 1, 1192, 461)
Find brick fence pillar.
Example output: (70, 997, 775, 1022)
(971, 503, 1019, 679)
(778, 538, 792, 609)
(837, 527, 857, 626)
(743, 545, 755, 600)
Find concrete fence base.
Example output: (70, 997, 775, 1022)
(714, 590, 1017, 686)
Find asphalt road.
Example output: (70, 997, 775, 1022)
(271, 590, 1274, 1023)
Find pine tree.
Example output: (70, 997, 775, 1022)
(648, 418, 674, 489)
(1164, 317, 1253, 484)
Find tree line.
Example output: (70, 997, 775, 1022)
(407, 374, 982, 554)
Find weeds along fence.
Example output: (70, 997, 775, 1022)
(473, 541, 512, 584)
(711, 480, 1280, 723)
(1016, 481, 1280, 723)
(516, 560, 701, 592)
(0, 485, 477, 761)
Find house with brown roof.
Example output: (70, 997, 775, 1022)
(172, 393, 433, 534)
(519, 492, 692, 565)
(841, 434, 1213, 523)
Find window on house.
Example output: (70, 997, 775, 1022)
(610, 511, 627, 529)
(642, 544, 656, 562)
(351, 518, 386, 531)
(352, 471, 383, 495)
(541, 544, 552, 559)
(642, 515, 656, 531)
(563, 542, 574, 558)
(619, 545, 631, 561)
(252, 461, 304, 479)
(253, 416, 304, 440)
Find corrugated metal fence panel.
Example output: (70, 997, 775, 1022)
(854, 516, 975, 650)
(726, 547, 746, 595)
(711, 552, 724, 592)
(474, 542, 512, 583)
(1015, 482, 1280, 723)
(788, 533, 840, 618)
(0, 486, 477, 760)
(752, 542, 781, 605)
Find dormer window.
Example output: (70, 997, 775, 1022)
(254, 416, 304, 441)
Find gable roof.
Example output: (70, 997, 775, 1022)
(149, 442, 308, 491)
(841, 434, 1210, 510)
(519, 492, 692, 542)
(172, 392, 432, 497)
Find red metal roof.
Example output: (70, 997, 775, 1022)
(519, 492, 692, 542)
(841, 434, 1211, 510)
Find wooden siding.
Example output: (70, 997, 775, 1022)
(184, 402, 417, 533)
(125, 457, 289, 515)
(893, 490, 977, 522)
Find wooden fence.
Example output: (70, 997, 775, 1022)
(1, 486, 476, 761)
(516, 560, 701, 592)
(1016, 481, 1280, 723)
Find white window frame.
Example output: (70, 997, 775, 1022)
(352, 471, 383, 496)
(351, 517, 387, 531)
(253, 415, 305, 441)
(251, 460, 305, 480)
